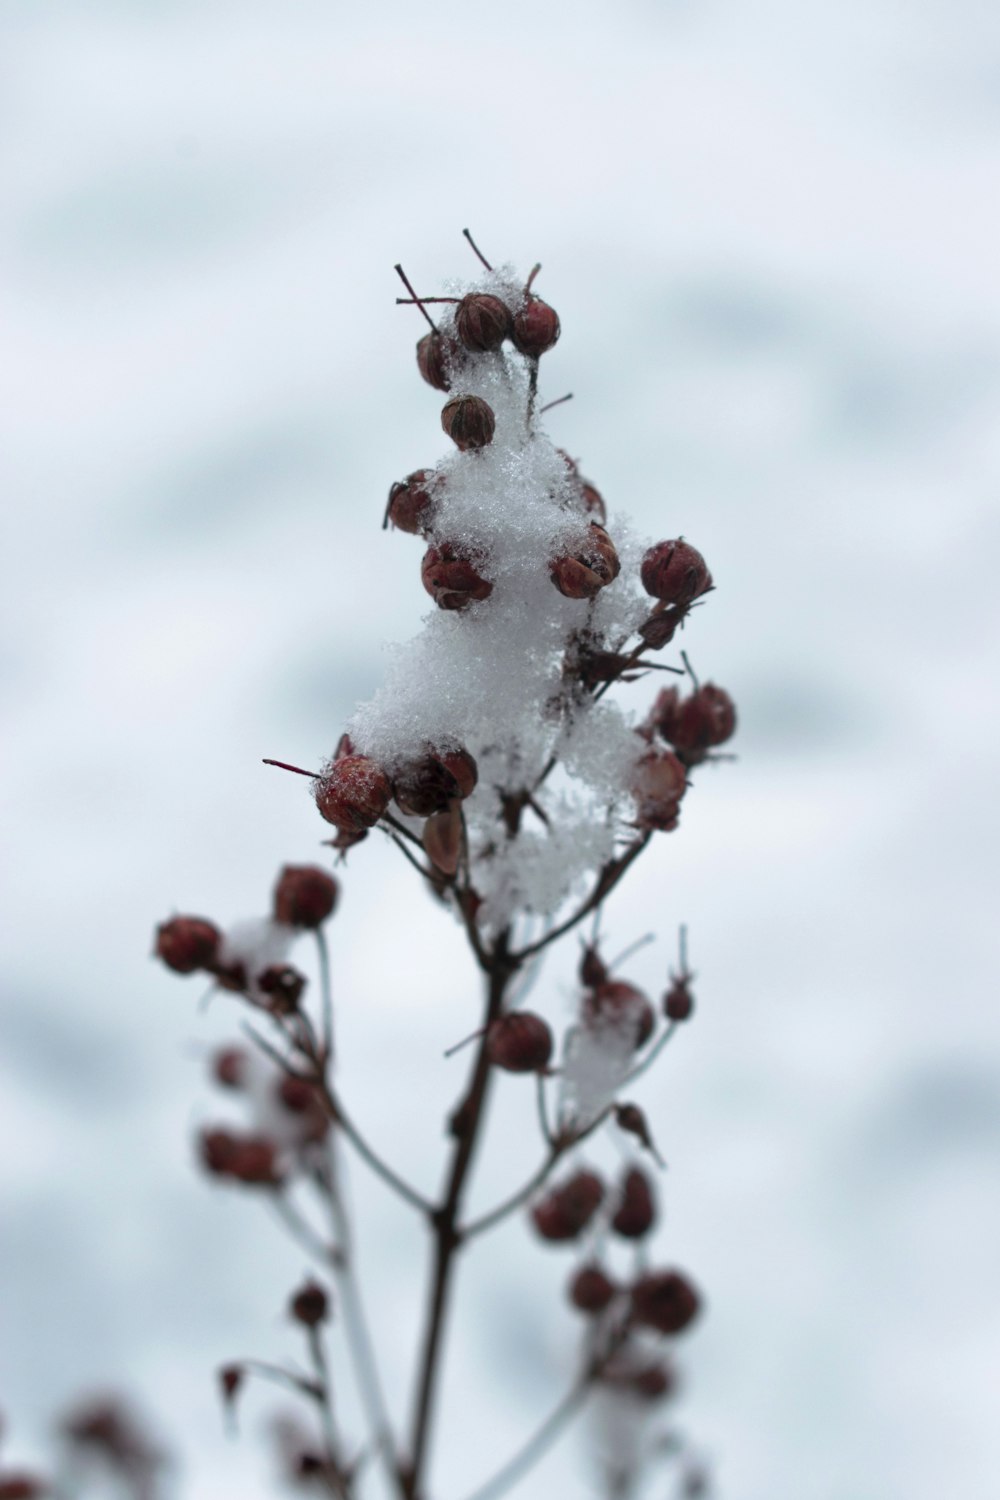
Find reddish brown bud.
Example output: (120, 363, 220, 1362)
(584, 981, 655, 1049)
(257, 964, 306, 1014)
(568, 1264, 617, 1314)
(631, 749, 687, 832)
(638, 607, 683, 650)
(273, 865, 338, 928)
(416, 330, 463, 391)
(155, 916, 220, 975)
(511, 295, 560, 356)
(315, 756, 392, 831)
(664, 977, 694, 1022)
(486, 1012, 553, 1073)
(289, 1280, 329, 1327)
(531, 1170, 604, 1242)
(579, 942, 609, 989)
(393, 745, 478, 817)
(550, 523, 620, 599)
(422, 801, 462, 876)
(212, 1046, 249, 1089)
(613, 1103, 662, 1163)
(630, 1270, 702, 1335)
(199, 1128, 282, 1187)
(455, 292, 511, 352)
(663, 684, 737, 764)
(421, 543, 493, 610)
(385, 470, 441, 535)
(441, 394, 496, 450)
(640, 540, 712, 605)
(612, 1167, 657, 1239)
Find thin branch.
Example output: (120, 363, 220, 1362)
(271, 1191, 342, 1269)
(462, 228, 493, 271)
(321, 1083, 434, 1216)
(536, 1072, 554, 1149)
(625, 1021, 678, 1086)
(456, 1375, 593, 1500)
(316, 927, 334, 1063)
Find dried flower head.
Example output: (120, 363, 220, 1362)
(511, 295, 560, 356)
(385, 470, 441, 536)
(421, 543, 493, 610)
(455, 292, 511, 352)
(272, 865, 339, 928)
(155, 916, 221, 975)
(416, 330, 463, 391)
(640, 540, 712, 605)
(531, 1170, 605, 1242)
(630, 1269, 702, 1335)
(441, 393, 496, 450)
(550, 522, 621, 599)
(314, 756, 392, 831)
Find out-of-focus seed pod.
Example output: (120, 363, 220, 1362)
(441, 394, 496, 450)
(612, 1166, 657, 1239)
(584, 980, 655, 1049)
(421, 543, 493, 610)
(640, 540, 712, 605)
(663, 684, 737, 764)
(550, 523, 620, 599)
(218, 1365, 243, 1406)
(486, 1012, 553, 1073)
(579, 942, 609, 989)
(199, 1128, 282, 1187)
(393, 745, 478, 817)
(0, 1474, 48, 1498)
(664, 976, 694, 1022)
(257, 964, 307, 1014)
(416, 330, 463, 391)
(289, 1280, 330, 1328)
(630, 1269, 702, 1335)
(212, 1046, 249, 1090)
(568, 1264, 617, 1314)
(511, 295, 560, 356)
(455, 293, 511, 352)
(273, 865, 339, 928)
(314, 756, 392, 831)
(385, 469, 441, 536)
(155, 916, 221, 975)
(422, 801, 462, 876)
(631, 749, 687, 833)
(531, 1170, 604, 1242)
(638, 608, 682, 650)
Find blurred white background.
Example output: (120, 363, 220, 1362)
(2, 2, 999, 1497)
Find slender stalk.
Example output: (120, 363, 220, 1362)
(456, 1375, 592, 1500)
(316, 928, 335, 1062)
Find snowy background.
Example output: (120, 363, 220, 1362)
(2, 2, 1000, 1497)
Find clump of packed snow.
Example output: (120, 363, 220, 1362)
(558, 1016, 636, 1131)
(348, 266, 666, 929)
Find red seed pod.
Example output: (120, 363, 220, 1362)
(212, 1046, 249, 1089)
(664, 977, 694, 1022)
(199, 1128, 281, 1187)
(416, 330, 463, 391)
(584, 981, 655, 1049)
(393, 745, 478, 817)
(579, 942, 609, 989)
(154, 916, 221, 975)
(421, 543, 493, 610)
(257, 964, 306, 1014)
(631, 749, 687, 833)
(629, 1362, 676, 1401)
(550, 523, 621, 599)
(385, 469, 441, 535)
(314, 755, 392, 831)
(664, 684, 737, 764)
(289, 1280, 330, 1328)
(422, 801, 462, 876)
(531, 1170, 605, 1242)
(273, 865, 339, 928)
(568, 1264, 617, 1314)
(612, 1167, 657, 1239)
(511, 295, 560, 356)
(455, 292, 512, 352)
(0, 1476, 48, 1499)
(441, 394, 496, 450)
(486, 1012, 553, 1073)
(640, 539, 713, 605)
(630, 1270, 702, 1335)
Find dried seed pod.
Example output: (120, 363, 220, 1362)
(511, 295, 560, 356)
(644, 686, 681, 742)
(257, 964, 306, 1014)
(154, 916, 221, 975)
(272, 865, 339, 928)
(584, 980, 655, 1049)
(612, 1167, 657, 1239)
(631, 749, 687, 832)
(441, 394, 496, 450)
(486, 1012, 553, 1073)
(640, 539, 712, 605)
(663, 684, 737, 764)
(531, 1170, 605, 1242)
(289, 1280, 330, 1328)
(421, 543, 493, 610)
(664, 976, 694, 1022)
(638, 608, 682, 650)
(455, 292, 511, 352)
(212, 1046, 249, 1089)
(314, 755, 392, 831)
(416, 330, 463, 391)
(579, 941, 609, 989)
(199, 1128, 282, 1187)
(550, 522, 620, 599)
(630, 1269, 702, 1335)
(393, 745, 478, 817)
(385, 470, 441, 535)
(568, 1264, 617, 1314)
(422, 801, 462, 875)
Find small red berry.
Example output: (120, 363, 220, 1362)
(550, 523, 620, 599)
(455, 293, 511, 352)
(611, 1167, 656, 1239)
(289, 1280, 330, 1328)
(385, 470, 441, 535)
(664, 977, 694, 1022)
(441, 394, 496, 450)
(640, 540, 712, 605)
(568, 1264, 617, 1314)
(272, 865, 338, 928)
(314, 755, 392, 831)
(584, 981, 655, 1049)
(155, 916, 221, 975)
(421, 543, 493, 610)
(630, 1270, 702, 1335)
(486, 1012, 553, 1073)
(511, 295, 560, 356)
(531, 1170, 605, 1242)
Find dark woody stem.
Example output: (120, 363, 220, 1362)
(462, 227, 493, 271)
(394, 264, 438, 333)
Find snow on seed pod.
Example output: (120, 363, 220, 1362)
(272, 866, 338, 928)
(392, 745, 478, 817)
(155, 916, 221, 975)
(611, 1167, 657, 1239)
(314, 755, 391, 831)
(441, 394, 496, 450)
(568, 1264, 617, 1314)
(550, 522, 620, 599)
(583, 980, 655, 1049)
(630, 1270, 702, 1335)
(416, 330, 463, 391)
(385, 469, 441, 535)
(631, 748, 687, 833)
(511, 295, 560, 356)
(486, 1012, 553, 1073)
(455, 293, 511, 352)
(421, 542, 493, 610)
(640, 539, 712, 605)
(531, 1170, 605, 1242)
